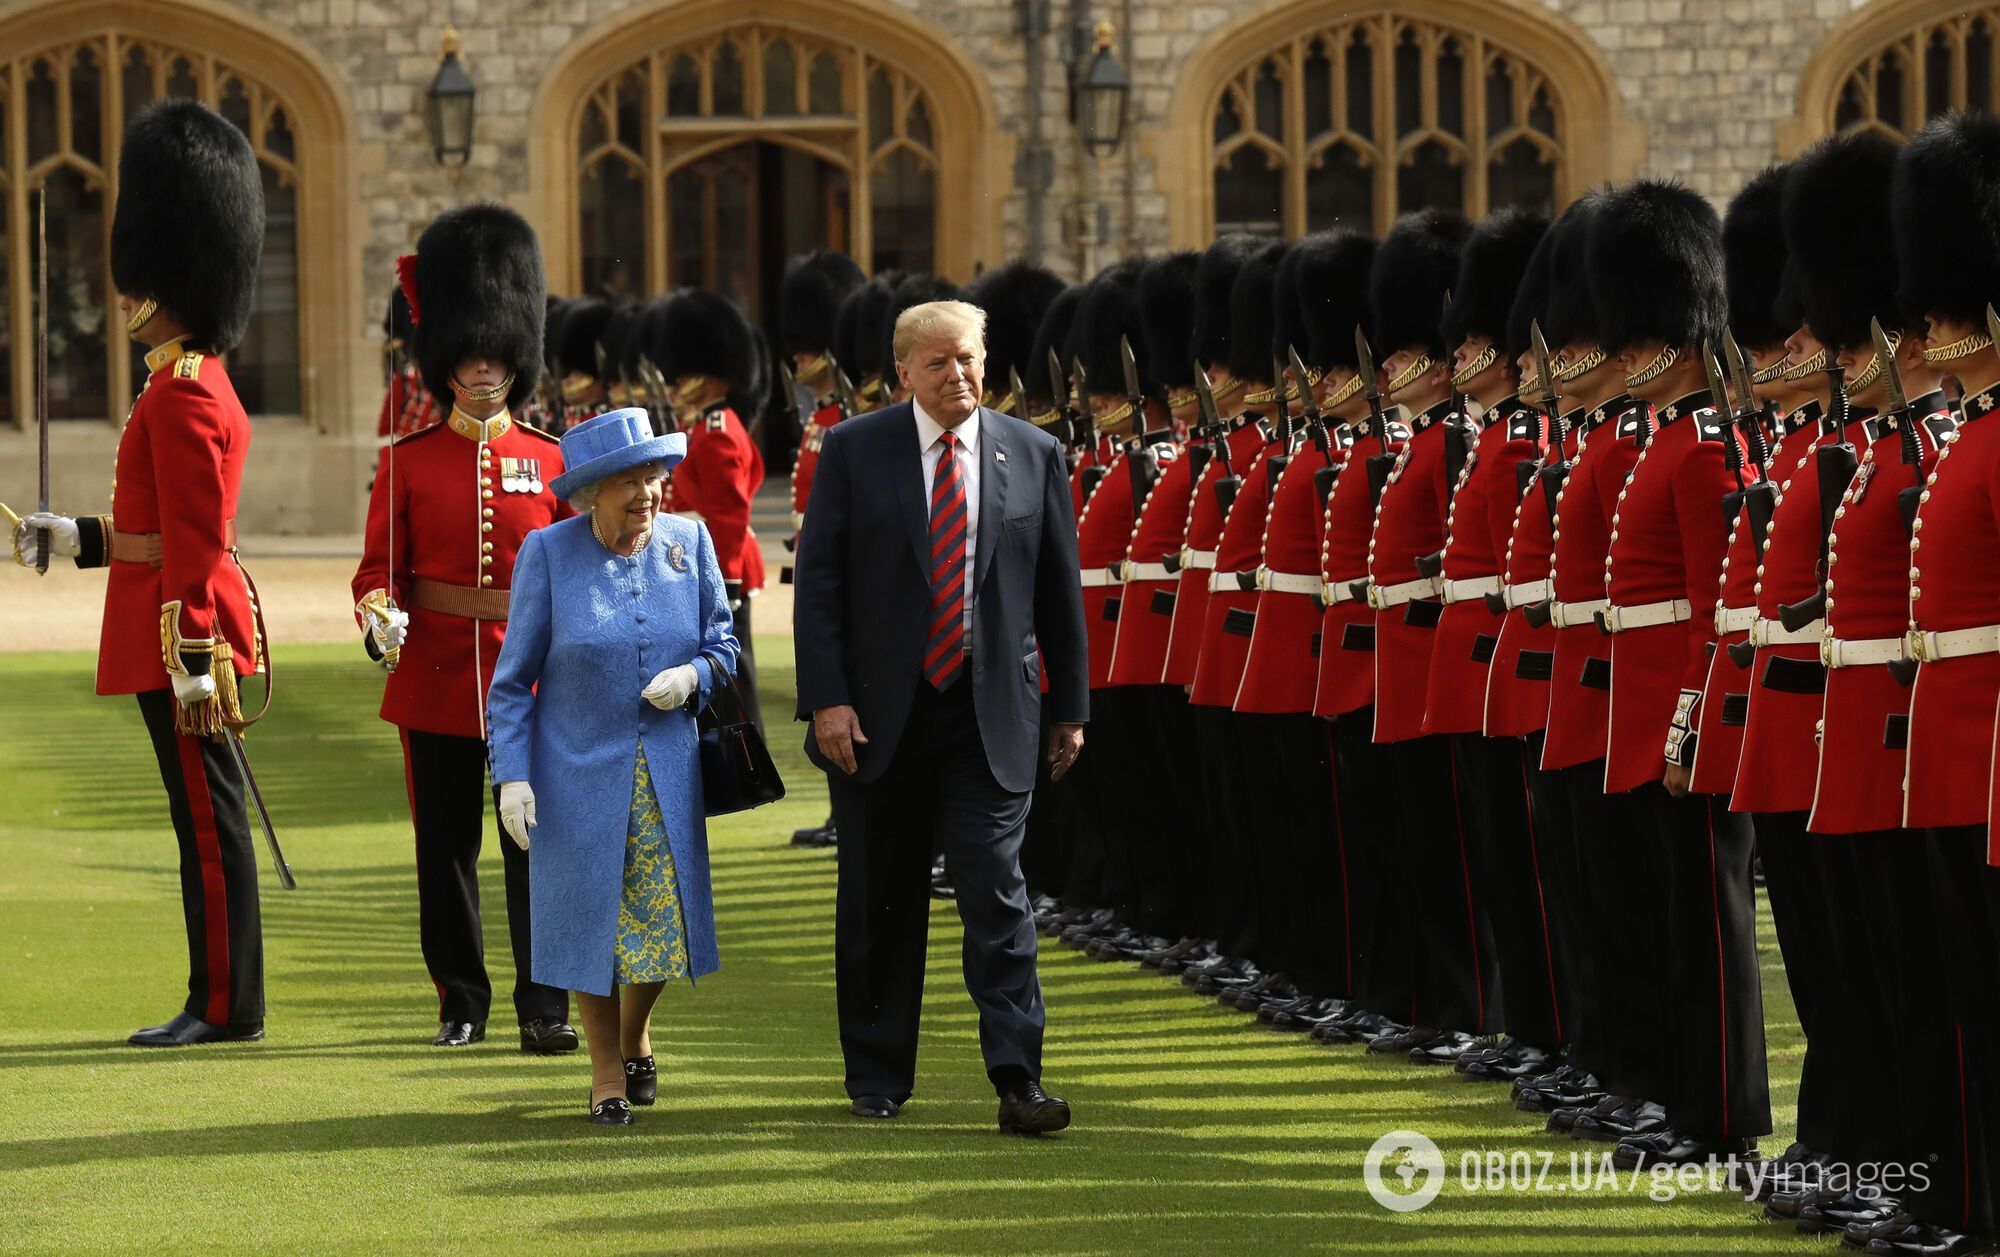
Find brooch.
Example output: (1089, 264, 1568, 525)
(667, 541, 689, 572)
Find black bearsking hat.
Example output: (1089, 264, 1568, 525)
(1138, 251, 1201, 390)
(1724, 163, 1793, 351)
(1067, 257, 1150, 398)
(1273, 243, 1314, 369)
(834, 276, 897, 381)
(1370, 208, 1470, 360)
(1027, 282, 1088, 403)
(652, 289, 758, 395)
(1505, 226, 1556, 367)
(964, 260, 1066, 391)
(1293, 229, 1377, 371)
(1895, 110, 2000, 329)
(1543, 189, 1610, 350)
(385, 285, 415, 348)
(1192, 234, 1267, 371)
(881, 272, 961, 373)
(1783, 132, 1907, 350)
(779, 251, 866, 356)
(408, 202, 548, 413)
(1586, 179, 1724, 356)
(599, 302, 644, 380)
(1226, 241, 1286, 384)
(112, 100, 264, 355)
(556, 296, 614, 378)
(1442, 207, 1548, 359)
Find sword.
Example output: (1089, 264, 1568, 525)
(35, 189, 50, 574)
(223, 730, 295, 890)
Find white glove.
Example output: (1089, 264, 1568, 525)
(369, 607, 410, 656)
(642, 663, 701, 711)
(499, 780, 536, 851)
(13, 512, 79, 561)
(170, 670, 217, 707)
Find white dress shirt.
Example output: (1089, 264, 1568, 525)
(915, 400, 981, 646)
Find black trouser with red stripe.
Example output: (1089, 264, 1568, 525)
(1567, 764, 1665, 1101)
(1381, 733, 1497, 1034)
(1454, 733, 1565, 1052)
(1644, 785, 1769, 1141)
(1753, 810, 1836, 1154)
(1334, 710, 1413, 1020)
(1520, 736, 1584, 1053)
(400, 729, 566, 1028)
(138, 691, 263, 1028)
(1238, 711, 1344, 994)
(1911, 827, 2000, 1236)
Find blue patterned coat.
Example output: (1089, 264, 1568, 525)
(487, 513, 739, 995)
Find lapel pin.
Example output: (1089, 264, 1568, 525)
(995, 449, 1007, 463)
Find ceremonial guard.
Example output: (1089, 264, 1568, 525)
(781, 251, 867, 550)
(653, 289, 768, 724)
(351, 203, 575, 1052)
(380, 286, 442, 443)
(1361, 209, 1496, 1062)
(12, 101, 270, 1045)
(1423, 208, 1560, 1083)
(551, 296, 615, 423)
(964, 260, 1067, 416)
(833, 276, 897, 412)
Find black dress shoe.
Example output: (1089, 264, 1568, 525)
(1316, 1009, 1402, 1044)
(1267, 996, 1344, 1029)
(1183, 956, 1254, 990)
(1515, 1067, 1605, 1114)
(1862, 1219, 1993, 1255)
(1462, 1041, 1552, 1083)
(997, 1080, 1071, 1136)
(1138, 937, 1207, 970)
(128, 1012, 265, 1047)
(624, 1055, 658, 1106)
(849, 1095, 901, 1119)
(589, 1097, 634, 1126)
(1410, 1031, 1485, 1065)
(1223, 973, 1296, 1011)
(1735, 1142, 1823, 1200)
(1612, 1128, 1759, 1170)
(1798, 1189, 1902, 1235)
(519, 1018, 579, 1054)
(791, 819, 838, 847)
(1845, 1212, 1919, 1251)
(1572, 1098, 1666, 1143)
(432, 1020, 485, 1047)
(1367, 1023, 1441, 1055)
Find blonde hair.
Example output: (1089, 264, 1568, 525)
(893, 300, 987, 363)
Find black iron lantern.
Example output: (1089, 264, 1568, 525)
(1075, 21, 1129, 158)
(426, 25, 476, 170)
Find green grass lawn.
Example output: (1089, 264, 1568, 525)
(0, 639, 1822, 1254)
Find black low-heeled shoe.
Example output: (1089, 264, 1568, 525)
(589, 1097, 634, 1126)
(624, 1055, 658, 1106)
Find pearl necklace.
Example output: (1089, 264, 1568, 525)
(591, 508, 651, 556)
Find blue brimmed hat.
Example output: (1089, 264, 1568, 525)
(548, 408, 687, 502)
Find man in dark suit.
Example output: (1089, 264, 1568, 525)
(793, 297, 1090, 1135)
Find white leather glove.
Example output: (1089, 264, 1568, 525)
(499, 780, 536, 851)
(368, 607, 410, 656)
(13, 512, 79, 562)
(641, 663, 701, 711)
(170, 670, 217, 706)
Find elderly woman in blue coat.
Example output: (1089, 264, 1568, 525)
(488, 408, 739, 1126)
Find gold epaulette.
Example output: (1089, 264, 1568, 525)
(517, 420, 561, 443)
(390, 422, 447, 446)
(175, 350, 206, 380)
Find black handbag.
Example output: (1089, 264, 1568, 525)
(694, 651, 785, 816)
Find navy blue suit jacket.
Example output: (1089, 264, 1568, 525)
(791, 402, 1089, 793)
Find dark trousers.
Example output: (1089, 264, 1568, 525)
(399, 729, 566, 1027)
(1076, 687, 1141, 927)
(1191, 703, 1262, 958)
(138, 692, 264, 1027)
(1118, 687, 1203, 941)
(1566, 763, 1666, 1100)
(1334, 710, 1412, 1020)
(1456, 733, 1565, 1051)
(1521, 736, 1584, 1053)
(1021, 697, 1071, 900)
(1915, 828, 2000, 1235)
(1644, 784, 1769, 1140)
(830, 676, 1045, 1101)
(1754, 811, 1835, 1153)
(1381, 733, 1497, 1033)
(1260, 712, 1344, 996)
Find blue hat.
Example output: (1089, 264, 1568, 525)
(548, 408, 687, 502)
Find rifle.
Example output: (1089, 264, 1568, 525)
(832, 364, 860, 421)
(1194, 366, 1240, 512)
(1289, 345, 1340, 508)
(776, 358, 802, 449)
(1120, 335, 1161, 516)
(1777, 363, 1857, 633)
(1873, 315, 1923, 536)
(1070, 358, 1105, 502)
(1262, 353, 1293, 510)
(1354, 326, 1396, 505)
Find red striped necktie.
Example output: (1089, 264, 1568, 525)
(925, 431, 969, 689)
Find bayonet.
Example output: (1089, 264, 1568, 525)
(1873, 315, 1927, 534)
(1009, 366, 1028, 422)
(833, 364, 860, 419)
(1722, 329, 1772, 466)
(1354, 326, 1396, 503)
(1120, 335, 1144, 428)
(777, 358, 801, 433)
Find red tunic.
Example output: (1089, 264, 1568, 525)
(789, 395, 843, 531)
(352, 409, 567, 738)
(1189, 427, 1288, 707)
(1484, 413, 1576, 738)
(1075, 445, 1145, 689)
(1164, 419, 1271, 687)
(92, 342, 258, 696)
(1906, 390, 2000, 832)
(1369, 400, 1458, 743)
(1688, 412, 1818, 797)
(1731, 414, 1861, 814)
(1602, 390, 1748, 793)
(1542, 399, 1645, 771)
(671, 402, 766, 591)
(1811, 400, 1952, 833)
(1107, 436, 1197, 686)
(1424, 401, 1545, 735)
(1236, 428, 1342, 713)
(1314, 422, 1410, 718)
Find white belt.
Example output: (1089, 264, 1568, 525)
(1209, 569, 1258, 593)
(1256, 567, 1322, 596)
(1549, 598, 1609, 630)
(1714, 605, 1757, 635)
(1322, 578, 1364, 606)
(1503, 578, 1550, 610)
(1822, 635, 1907, 669)
(1598, 599, 1692, 634)
(1440, 574, 1503, 605)
(1366, 576, 1440, 610)
(1180, 548, 1217, 570)
(1750, 615, 1822, 647)
(1907, 625, 2000, 662)
(1121, 560, 1172, 582)
(1079, 566, 1122, 588)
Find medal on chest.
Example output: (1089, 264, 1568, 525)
(499, 457, 544, 494)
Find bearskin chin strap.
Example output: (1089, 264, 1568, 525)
(1750, 353, 1790, 385)
(127, 298, 158, 335)
(1842, 333, 1899, 398)
(670, 374, 711, 410)
(1923, 329, 1993, 364)
(1451, 344, 1499, 389)
(1781, 347, 1829, 381)
(1622, 344, 1679, 391)
(1555, 346, 1606, 384)
(450, 372, 514, 404)
(1386, 353, 1435, 395)
(1320, 372, 1364, 409)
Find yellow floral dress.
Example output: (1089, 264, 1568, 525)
(615, 747, 691, 984)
